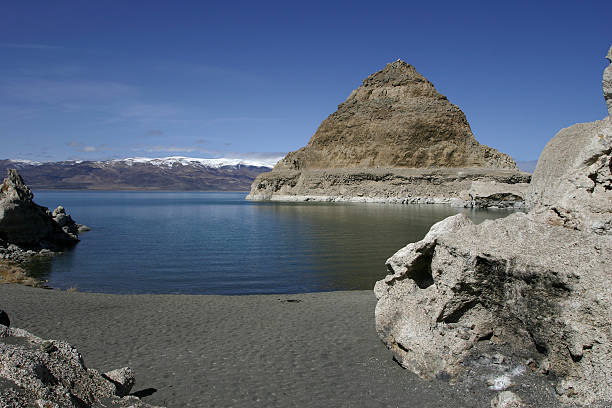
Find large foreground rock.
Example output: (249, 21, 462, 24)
(375, 45, 612, 406)
(249, 60, 527, 205)
(0, 323, 161, 407)
(375, 213, 611, 404)
(0, 169, 81, 251)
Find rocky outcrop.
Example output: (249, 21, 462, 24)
(525, 117, 611, 234)
(374, 46, 612, 406)
(249, 60, 527, 205)
(604, 46, 612, 114)
(0, 322, 161, 407)
(0, 169, 84, 256)
(275, 60, 516, 170)
(248, 167, 530, 208)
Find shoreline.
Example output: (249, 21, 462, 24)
(0, 284, 575, 407)
(246, 193, 526, 208)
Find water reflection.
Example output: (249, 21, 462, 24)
(252, 202, 510, 292)
(29, 191, 515, 294)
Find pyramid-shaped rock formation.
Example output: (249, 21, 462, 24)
(249, 61, 528, 206)
(275, 60, 516, 171)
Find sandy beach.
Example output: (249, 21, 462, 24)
(0, 284, 574, 408)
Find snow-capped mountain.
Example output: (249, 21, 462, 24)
(112, 156, 282, 168)
(0, 156, 280, 191)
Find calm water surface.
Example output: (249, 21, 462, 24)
(29, 191, 513, 295)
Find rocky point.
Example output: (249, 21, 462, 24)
(248, 60, 530, 207)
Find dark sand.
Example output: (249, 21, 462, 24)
(0, 285, 564, 407)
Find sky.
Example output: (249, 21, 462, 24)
(1, 1, 610, 163)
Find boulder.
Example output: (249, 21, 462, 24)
(375, 213, 611, 404)
(104, 367, 136, 397)
(0, 324, 161, 407)
(374, 45, 612, 405)
(462, 180, 530, 208)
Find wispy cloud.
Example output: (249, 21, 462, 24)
(154, 62, 262, 85)
(207, 116, 280, 124)
(66, 141, 110, 153)
(119, 103, 181, 119)
(146, 129, 164, 136)
(0, 43, 63, 50)
(135, 145, 202, 154)
(224, 151, 287, 161)
(1, 79, 136, 104)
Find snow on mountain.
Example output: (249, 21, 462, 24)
(112, 156, 282, 168)
(8, 159, 43, 166)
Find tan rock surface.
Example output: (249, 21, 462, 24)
(274, 60, 516, 171)
(250, 60, 525, 205)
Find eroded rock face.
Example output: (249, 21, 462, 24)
(604, 45, 612, 115)
(375, 213, 611, 404)
(0, 324, 161, 407)
(275, 60, 516, 171)
(526, 49, 612, 235)
(526, 118, 612, 234)
(0, 169, 79, 250)
(375, 45, 612, 405)
(248, 167, 530, 207)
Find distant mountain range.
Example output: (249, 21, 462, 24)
(0, 156, 280, 191)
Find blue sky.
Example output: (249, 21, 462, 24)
(1, 1, 610, 163)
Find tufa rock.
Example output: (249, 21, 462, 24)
(0, 169, 80, 250)
(249, 61, 528, 205)
(375, 213, 611, 404)
(604, 45, 612, 115)
(0, 324, 162, 407)
(375, 45, 612, 406)
(526, 50, 612, 235)
(0, 169, 54, 245)
(248, 167, 530, 207)
(275, 60, 516, 170)
(104, 367, 136, 397)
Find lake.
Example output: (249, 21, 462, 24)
(28, 191, 513, 295)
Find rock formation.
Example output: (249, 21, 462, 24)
(249, 60, 529, 206)
(276, 60, 515, 170)
(0, 321, 161, 407)
(374, 46, 612, 406)
(604, 45, 612, 114)
(0, 169, 83, 255)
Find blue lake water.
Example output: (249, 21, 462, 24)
(28, 191, 513, 295)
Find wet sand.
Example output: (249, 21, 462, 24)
(0, 284, 556, 407)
